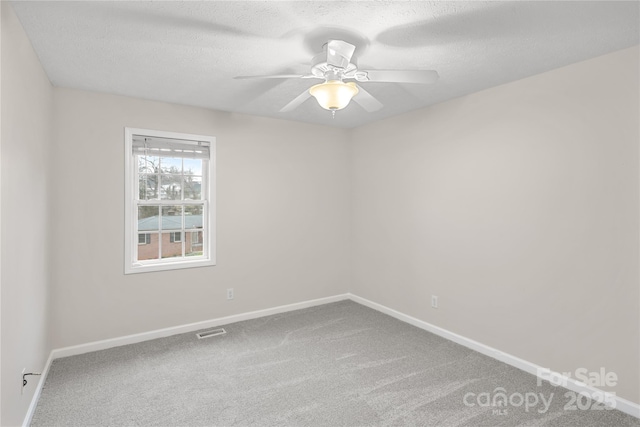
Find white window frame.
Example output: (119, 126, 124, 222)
(124, 128, 216, 274)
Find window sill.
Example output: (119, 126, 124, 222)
(125, 257, 215, 274)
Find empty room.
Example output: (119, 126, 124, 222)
(1, 1, 639, 426)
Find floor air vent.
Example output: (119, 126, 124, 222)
(196, 328, 226, 339)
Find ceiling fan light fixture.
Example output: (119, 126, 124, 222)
(309, 80, 359, 111)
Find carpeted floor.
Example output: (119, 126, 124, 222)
(31, 300, 639, 426)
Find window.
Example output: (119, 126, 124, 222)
(125, 128, 216, 274)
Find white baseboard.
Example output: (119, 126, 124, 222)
(22, 351, 54, 427)
(24, 292, 639, 423)
(51, 293, 349, 359)
(349, 293, 640, 419)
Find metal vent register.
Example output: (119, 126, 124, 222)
(196, 328, 226, 339)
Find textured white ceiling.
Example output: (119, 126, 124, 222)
(10, 1, 640, 128)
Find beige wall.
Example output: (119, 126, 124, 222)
(1, 3, 53, 425)
(351, 46, 640, 403)
(50, 89, 351, 349)
(1, 4, 639, 423)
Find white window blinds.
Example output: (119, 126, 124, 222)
(132, 136, 210, 159)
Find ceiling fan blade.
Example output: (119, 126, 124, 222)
(352, 85, 383, 112)
(358, 70, 439, 84)
(326, 40, 356, 69)
(279, 89, 312, 113)
(234, 74, 316, 80)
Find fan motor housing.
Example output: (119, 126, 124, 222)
(310, 52, 358, 79)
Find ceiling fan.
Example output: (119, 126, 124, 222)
(234, 39, 439, 115)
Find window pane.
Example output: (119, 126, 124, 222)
(161, 206, 182, 230)
(160, 157, 182, 174)
(138, 206, 160, 231)
(139, 174, 159, 200)
(138, 155, 159, 174)
(137, 233, 159, 260)
(161, 232, 183, 259)
(160, 175, 182, 200)
(183, 176, 202, 200)
(184, 158, 202, 176)
(186, 230, 203, 257)
(184, 205, 203, 229)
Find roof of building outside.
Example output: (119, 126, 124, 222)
(138, 215, 203, 232)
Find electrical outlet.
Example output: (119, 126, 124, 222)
(431, 295, 438, 309)
(227, 288, 234, 300)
